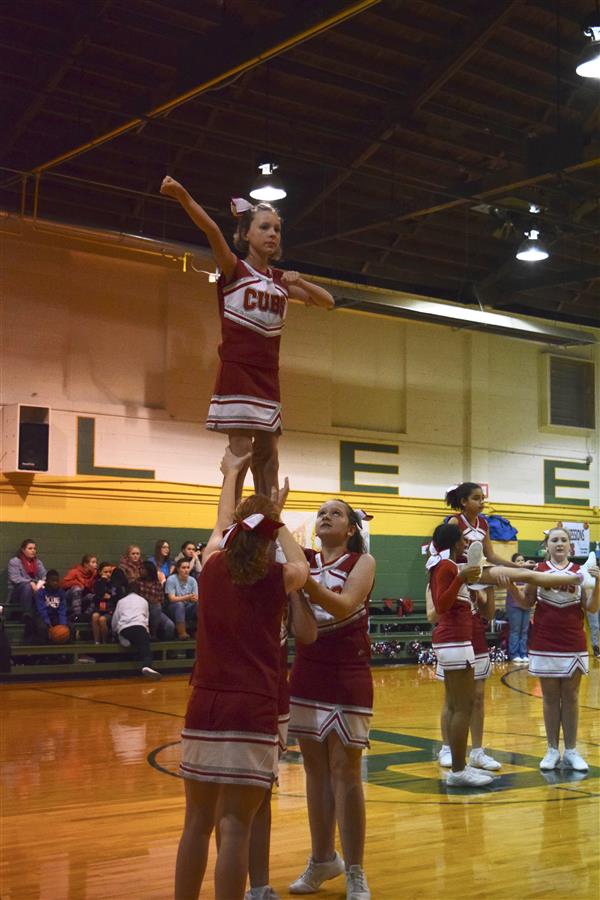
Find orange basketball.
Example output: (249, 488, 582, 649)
(48, 624, 70, 644)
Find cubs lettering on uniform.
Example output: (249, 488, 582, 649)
(243, 287, 285, 316)
(221, 261, 288, 343)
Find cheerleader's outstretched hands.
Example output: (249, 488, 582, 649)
(270, 476, 290, 514)
(221, 446, 252, 477)
(160, 175, 184, 199)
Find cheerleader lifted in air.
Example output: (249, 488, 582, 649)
(160, 176, 334, 500)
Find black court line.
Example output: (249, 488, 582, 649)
(28, 685, 185, 719)
(501, 668, 600, 712)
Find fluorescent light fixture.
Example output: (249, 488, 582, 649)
(576, 15, 600, 78)
(249, 163, 287, 202)
(334, 287, 594, 346)
(516, 228, 549, 262)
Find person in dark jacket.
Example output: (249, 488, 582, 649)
(34, 570, 68, 643)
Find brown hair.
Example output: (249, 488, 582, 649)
(233, 203, 282, 260)
(225, 494, 281, 585)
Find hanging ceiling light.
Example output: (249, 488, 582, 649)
(516, 228, 549, 262)
(249, 163, 287, 202)
(576, 11, 600, 78)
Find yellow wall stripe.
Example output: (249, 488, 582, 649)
(2, 474, 598, 540)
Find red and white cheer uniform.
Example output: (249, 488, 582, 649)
(441, 513, 491, 679)
(528, 560, 588, 678)
(180, 550, 287, 789)
(206, 258, 288, 433)
(289, 550, 373, 749)
(430, 557, 476, 672)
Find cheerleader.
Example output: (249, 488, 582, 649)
(288, 500, 375, 900)
(426, 583, 501, 772)
(246, 592, 317, 900)
(428, 523, 495, 787)
(174, 450, 309, 900)
(519, 528, 599, 771)
(160, 176, 334, 500)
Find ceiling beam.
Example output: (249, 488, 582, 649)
(23, 0, 381, 178)
(0, 1, 113, 163)
(288, 156, 600, 251)
(291, 0, 523, 227)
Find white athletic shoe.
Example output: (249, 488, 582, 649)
(141, 666, 161, 679)
(579, 552, 597, 590)
(466, 540, 484, 573)
(469, 748, 502, 771)
(539, 746, 561, 770)
(289, 852, 345, 894)
(512, 657, 524, 664)
(245, 887, 281, 900)
(346, 865, 371, 900)
(438, 744, 452, 767)
(446, 766, 493, 787)
(562, 748, 589, 772)
(521, 656, 529, 665)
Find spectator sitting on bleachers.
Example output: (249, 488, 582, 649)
(8, 539, 47, 640)
(138, 561, 175, 640)
(165, 558, 198, 640)
(62, 555, 98, 623)
(34, 570, 68, 643)
(118, 545, 144, 582)
(148, 539, 174, 585)
(174, 540, 203, 581)
(112, 582, 161, 679)
(90, 562, 120, 644)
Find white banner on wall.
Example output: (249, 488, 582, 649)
(561, 521, 590, 557)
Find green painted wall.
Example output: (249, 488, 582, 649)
(0, 523, 547, 607)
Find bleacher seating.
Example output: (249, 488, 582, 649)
(0, 603, 500, 679)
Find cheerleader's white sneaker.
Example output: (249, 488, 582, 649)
(469, 748, 502, 771)
(289, 852, 345, 894)
(539, 746, 561, 770)
(438, 744, 452, 767)
(562, 748, 589, 771)
(579, 552, 597, 590)
(466, 540, 484, 572)
(446, 766, 493, 787)
(346, 865, 370, 899)
(245, 887, 280, 899)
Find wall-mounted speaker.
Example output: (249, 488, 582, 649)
(1, 405, 50, 473)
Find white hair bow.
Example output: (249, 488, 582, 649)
(425, 540, 451, 570)
(230, 197, 254, 217)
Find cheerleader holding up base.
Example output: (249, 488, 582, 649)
(516, 527, 599, 772)
(287, 500, 376, 900)
(160, 176, 334, 501)
(246, 592, 318, 900)
(174, 450, 309, 900)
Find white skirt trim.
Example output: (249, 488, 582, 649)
(433, 641, 475, 673)
(206, 394, 281, 432)
(436, 650, 490, 681)
(288, 697, 371, 749)
(180, 727, 278, 789)
(528, 651, 589, 678)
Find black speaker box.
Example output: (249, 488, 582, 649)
(18, 422, 49, 471)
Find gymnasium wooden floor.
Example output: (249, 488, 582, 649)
(1, 663, 599, 900)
